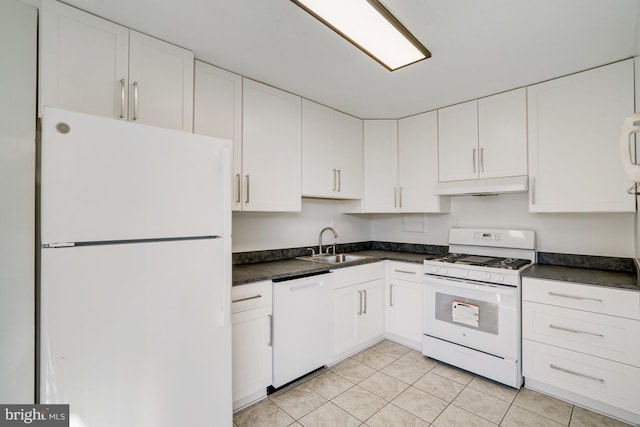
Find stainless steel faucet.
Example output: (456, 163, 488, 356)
(318, 226, 338, 255)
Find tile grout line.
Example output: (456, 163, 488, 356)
(236, 340, 630, 427)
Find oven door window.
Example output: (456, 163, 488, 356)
(435, 293, 498, 335)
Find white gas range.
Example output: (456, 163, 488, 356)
(422, 228, 536, 389)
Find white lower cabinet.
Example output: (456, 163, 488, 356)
(386, 262, 423, 349)
(522, 277, 640, 425)
(231, 280, 272, 411)
(333, 263, 385, 361)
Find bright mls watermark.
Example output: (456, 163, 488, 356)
(0, 405, 68, 426)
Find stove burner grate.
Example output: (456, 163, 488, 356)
(428, 253, 531, 270)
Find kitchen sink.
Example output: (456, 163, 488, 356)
(297, 253, 372, 264)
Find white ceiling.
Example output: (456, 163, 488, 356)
(59, 0, 640, 119)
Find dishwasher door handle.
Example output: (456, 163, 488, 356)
(289, 281, 322, 292)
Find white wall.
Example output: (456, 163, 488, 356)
(232, 198, 371, 252)
(372, 193, 635, 257)
(0, 0, 37, 403)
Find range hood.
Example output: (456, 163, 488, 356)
(434, 175, 529, 196)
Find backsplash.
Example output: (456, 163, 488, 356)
(537, 252, 636, 274)
(232, 241, 448, 265)
(234, 243, 636, 275)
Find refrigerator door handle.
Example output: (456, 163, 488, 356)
(43, 242, 75, 248)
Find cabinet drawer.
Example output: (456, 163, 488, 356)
(522, 278, 640, 320)
(387, 261, 423, 282)
(231, 280, 272, 313)
(523, 340, 640, 414)
(333, 262, 384, 290)
(523, 302, 640, 366)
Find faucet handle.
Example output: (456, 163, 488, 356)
(330, 244, 336, 255)
(306, 247, 316, 257)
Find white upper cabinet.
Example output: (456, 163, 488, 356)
(362, 115, 448, 213)
(332, 110, 364, 199)
(39, 0, 129, 119)
(302, 100, 363, 199)
(127, 31, 194, 131)
(193, 61, 243, 210)
(438, 89, 527, 182)
(438, 100, 479, 182)
(398, 111, 449, 212)
(478, 88, 528, 178)
(241, 78, 302, 212)
(528, 60, 634, 212)
(39, 0, 193, 132)
(363, 120, 399, 212)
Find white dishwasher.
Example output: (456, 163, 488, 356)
(272, 272, 333, 389)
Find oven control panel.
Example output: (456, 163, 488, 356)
(473, 232, 502, 242)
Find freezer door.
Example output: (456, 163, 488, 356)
(40, 107, 231, 244)
(40, 238, 231, 427)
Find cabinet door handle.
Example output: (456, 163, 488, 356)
(132, 81, 139, 121)
(549, 364, 604, 384)
(548, 292, 603, 303)
(393, 187, 397, 207)
(231, 294, 262, 304)
(235, 174, 241, 203)
(472, 148, 477, 173)
(480, 148, 484, 173)
(363, 290, 367, 314)
(268, 314, 273, 347)
(399, 187, 403, 208)
(332, 169, 337, 191)
(394, 269, 416, 275)
(357, 290, 363, 315)
(119, 78, 126, 119)
(245, 175, 250, 204)
(531, 177, 536, 205)
(389, 284, 394, 307)
(549, 324, 604, 338)
(337, 169, 341, 192)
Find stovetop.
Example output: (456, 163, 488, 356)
(430, 253, 532, 271)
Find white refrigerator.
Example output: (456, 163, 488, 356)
(39, 107, 232, 427)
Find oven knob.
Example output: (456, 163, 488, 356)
(442, 268, 448, 274)
(460, 270, 468, 277)
(431, 267, 438, 273)
(496, 274, 504, 282)
(484, 273, 491, 281)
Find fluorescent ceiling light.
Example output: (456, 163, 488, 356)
(292, 0, 431, 71)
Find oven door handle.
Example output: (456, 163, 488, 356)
(423, 275, 517, 296)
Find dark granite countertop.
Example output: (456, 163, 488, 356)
(522, 264, 639, 291)
(232, 250, 438, 286)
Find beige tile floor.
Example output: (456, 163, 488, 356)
(233, 340, 635, 427)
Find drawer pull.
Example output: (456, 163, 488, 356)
(549, 364, 605, 384)
(548, 292, 603, 303)
(394, 269, 416, 274)
(268, 314, 273, 347)
(549, 324, 604, 338)
(232, 294, 262, 303)
(389, 284, 394, 307)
